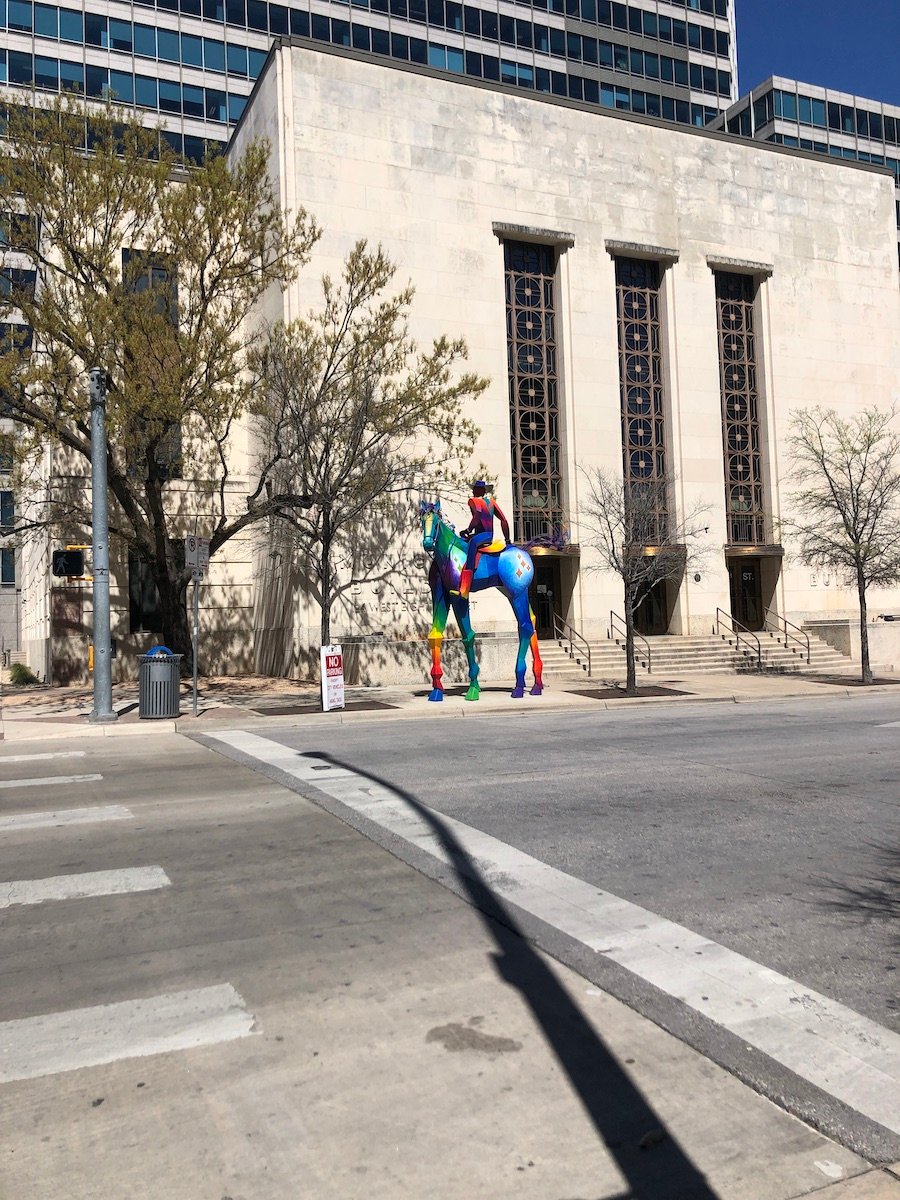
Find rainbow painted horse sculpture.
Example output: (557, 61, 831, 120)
(420, 500, 543, 701)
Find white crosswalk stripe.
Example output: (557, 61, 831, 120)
(0, 806, 132, 832)
(0, 773, 102, 790)
(0, 985, 257, 1083)
(1, 866, 171, 908)
(0, 751, 87, 764)
(207, 728, 900, 1140)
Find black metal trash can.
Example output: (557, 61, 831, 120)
(138, 648, 183, 719)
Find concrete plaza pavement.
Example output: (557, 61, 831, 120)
(0, 670, 898, 1197)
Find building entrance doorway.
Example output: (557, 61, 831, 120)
(729, 559, 764, 630)
(634, 579, 671, 636)
(532, 559, 561, 639)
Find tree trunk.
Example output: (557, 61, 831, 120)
(319, 509, 332, 647)
(156, 567, 193, 672)
(857, 569, 872, 685)
(624, 586, 638, 697)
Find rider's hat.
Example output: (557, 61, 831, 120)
(472, 479, 488, 490)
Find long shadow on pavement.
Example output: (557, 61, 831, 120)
(308, 749, 720, 1199)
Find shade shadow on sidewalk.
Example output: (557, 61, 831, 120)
(307, 749, 720, 1199)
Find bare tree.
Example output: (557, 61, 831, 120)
(786, 406, 900, 684)
(581, 469, 709, 695)
(249, 241, 488, 645)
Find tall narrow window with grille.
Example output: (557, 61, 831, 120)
(614, 258, 669, 545)
(503, 240, 565, 544)
(715, 272, 766, 544)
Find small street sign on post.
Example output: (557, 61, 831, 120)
(184, 535, 210, 717)
(320, 645, 345, 712)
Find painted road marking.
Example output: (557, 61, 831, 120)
(0, 751, 88, 764)
(0, 867, 170, 908)
(0, 984, 257, 1083)
(876, 721, 900, 727)
(0, 774, 103, 791)
(207, 729, 900, 1138)
(0, 806, 133, 833)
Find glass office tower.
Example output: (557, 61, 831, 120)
(0, 0, 737, 159)
(711, 77, 900, 258)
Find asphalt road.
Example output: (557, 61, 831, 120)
(197, 692, 900, 1161)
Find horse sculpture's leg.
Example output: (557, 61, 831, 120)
(452, 598, 480, 701)
(509, 589, 538, 698)
(529, 606, 544, 696)
(427, 586, 451, 702)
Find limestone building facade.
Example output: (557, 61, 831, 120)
(230, 41, 900, 672)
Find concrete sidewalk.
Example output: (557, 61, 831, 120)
(0, 664, 897, 742)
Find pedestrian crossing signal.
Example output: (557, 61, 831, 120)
(52, 549, 85, 577)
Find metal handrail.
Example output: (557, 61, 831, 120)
(764, 609, 811, 664)
(552, 613, 592, 677)
(716, 607, 761, 667)
(609, 610, 652, 673)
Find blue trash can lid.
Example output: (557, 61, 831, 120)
(148, 645, 175, 655)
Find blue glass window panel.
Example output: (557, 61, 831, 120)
(204, 87, 226, 119)
(1, 548, 15, 586)
(517, 60, 533, 85)
(352, 23, 370, 49)
(0, 51, 7, 82)
(248, 47, 267, 75)
(481, 10, 496, 37)
(161, 129, 182, 154)
(409, 36, 426, 62)
(584, 77, 598, 103)
(110, 69, 134, 102)
(182, 82, 204, 115)
(226, 0, 245, 23)
(798, 95, 812, 125)
(551, 71, 566, 96)
(446, 46, 463, 72)
(8, 0, 32, 32)
(289, 9, 308, 34)
(181, 0, 201, 14)
(109, 18, 132, 51)
(517, 18, 532, 47)
(533, 25, 548, 52)
(159, 80, 181, 112)
(9, 50, 33, 84)
(869, 112, 883, 140)
(390, 31, 408, 57)
(203, 0, 224, 18)
(644, 52, 658, 79)
(311, 13, 328, 39)
(481, 54, 499, 80)
(60, 58, 83, 90)
(567, 32, 581, 59)
(134, 24, 156, 57)
(427, 43, 444, 68)
(34, 54, 58, 88)
(34, 3, 56, 36)
(247, 0, 266, 28)
(659, 55, 673, 82)
(614, 84, 629, 109)
(598, 41, 613, 68)
(500, 57, 516, 84)
(499, 13, 514, 43)
(0, 492, 13, 530)
(58, 9, 82, 41)
(227, 93, 246, 122)
(183, 134, 206, 164)
(85, 13, 108, 45)
(446, 0, 462, 30)
(203, 39, 225, 71)
(181, 32, 203, 66)
(86, 64, 108, 96)
(582, 37, 596, 64)
(226, 44, 248, 75)
(613, 44, 627, 69)
(535, 65, 551, 91)
(158, 29, 180, 62)
(135, 74, 158, 106)
(371, 26, 389, 53)
(332, 14, 349, 40)
(269, 2, 288, 32)
(600, 81, 614, 107)
(673, 58, 688, 86)
(630, 47, 642, 73)
(0, 3, 5, 31)
(549, 26, 564, 55)
(810, 98, 826, 127)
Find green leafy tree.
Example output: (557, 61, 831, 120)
(787, 406, 900, 684)
(250, 241, 488, 645)
(0, 94, 320, 660)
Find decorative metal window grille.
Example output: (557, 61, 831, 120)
(715, 272, 766, 544)
(504, 240, 565, 544)
(614, 257, 669, 545)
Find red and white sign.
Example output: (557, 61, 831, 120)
(320, 644, 345, 712)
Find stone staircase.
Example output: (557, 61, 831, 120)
(540, 628, 853, 681)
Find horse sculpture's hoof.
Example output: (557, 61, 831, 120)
(510, 686, 525, 699)
(464, 684, 480, 701)
(428, 688, 444, 702)
(530, 684, 543, 696)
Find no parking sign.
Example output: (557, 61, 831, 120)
(320, 645, 345, 712)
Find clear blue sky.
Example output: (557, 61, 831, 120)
(735, 0, 900, 107)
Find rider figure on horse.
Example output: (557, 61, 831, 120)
(454, 480, 511, 600)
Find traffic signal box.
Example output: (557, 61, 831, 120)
(52, 549, 85, 577)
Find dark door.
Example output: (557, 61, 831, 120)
(531, 560, 560, 639)
(634, 578, 670, 636)
(729, 559, 763, 631)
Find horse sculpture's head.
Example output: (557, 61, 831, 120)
(420, 499, 442, 552)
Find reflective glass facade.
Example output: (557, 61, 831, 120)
(0, 0, 736, 156)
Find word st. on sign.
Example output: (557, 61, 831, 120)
(320, 645, 345, 712)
